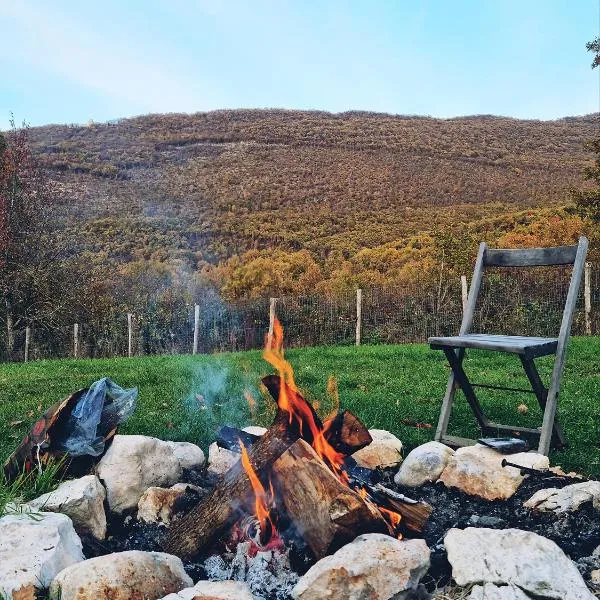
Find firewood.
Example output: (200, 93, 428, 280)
(324, 409, 372, 455)
(163, 408, 298, 559)
(370, 483, 433, 533)
(262, 375, 372, 454)
(272, 439, 388, 559)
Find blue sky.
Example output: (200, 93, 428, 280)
(1, 0, 598, 129)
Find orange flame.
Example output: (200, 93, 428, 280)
(379, 506, 403, 539)
(358, 487, 402, 539)
(239, 439, 275, 541)
(260, 318, 403, 539)
(263, 319, 346, 478)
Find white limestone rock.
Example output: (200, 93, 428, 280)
(96, 435, 205, 513)
(444, 527, 595, 600)
(29, 475, 107, 540)
(137, 483, 203, 525)
(0, 511, 84, 599)
(523, 480, 600, 514)
(159, 580, 254, 600)
(468, 583, 532, 599)
(50, 550, 192, 600)
(164, 440, 206, 472)
(394, 441, 454, 487)
(439, 444, 549, 501)
(207, 442, 239, 478)
(292, 533, 429, 600)
(351, 429, 403, 469)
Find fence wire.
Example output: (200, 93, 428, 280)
(1, 265, 598, 362)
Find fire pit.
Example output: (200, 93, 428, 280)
(1, 320, 598, 600)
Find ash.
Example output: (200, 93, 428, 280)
(203, 541, 299, 600)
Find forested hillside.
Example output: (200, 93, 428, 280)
(2, 108, 597, 355)
(30, 110, 596, 263)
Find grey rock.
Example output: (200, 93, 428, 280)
(30, 475, 107, 539)
(292, 533, 429, 600)
(439, 445, 549, 501)
(159, 580, 254, 599)
(352, 429, 403, 469)
(50, 550, 192, 600)
(444, 527, 595, 600)
(468, 583, 532, 599)
(524, 481, 600, 514)
(394, 441, 454, 487)
(0, 511, 84, 599)
(97, 435, 205, 513)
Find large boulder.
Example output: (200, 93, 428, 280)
(523, 481, 600, 514)
(292, 533, 429, 600)
(444, 527, 595, 600)
(97, 435, 205, 513)
(351, 429, 403, 470)
(439, 445, 549, 501)
(159, 580, 254, 599)
(29, 475, 107, 540)
(468, 583, 532, 599)
(0, 511, 84, 599)
(49, 550, 192, 600)
(137, 483, 203, 525)
(394, 441, 454, 487)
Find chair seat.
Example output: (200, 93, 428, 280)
(428, 334, 558, 358)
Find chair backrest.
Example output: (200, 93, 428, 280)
(460, 237, 589, 347)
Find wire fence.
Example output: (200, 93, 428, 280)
(2, 265, 598, 363)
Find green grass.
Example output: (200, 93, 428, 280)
(0, 338, 598, 477)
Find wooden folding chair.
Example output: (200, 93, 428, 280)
(429, 237, 588, 456)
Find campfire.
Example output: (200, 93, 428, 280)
(5, 318, 598, 599)
(163, 319, 431, 561)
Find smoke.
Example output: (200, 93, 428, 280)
(176, 357, 266, 449)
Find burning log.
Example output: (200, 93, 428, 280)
(261, 375, 372, 455)
(163, 407, 299, 559)
(216, 411, 372, 457)
(369, 484, 432, 534)
(272, 439, 388, 559)
(165, 319, 416, 560)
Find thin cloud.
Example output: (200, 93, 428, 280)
(0, 2, 214, 114)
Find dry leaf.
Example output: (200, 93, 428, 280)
(13, 585, 36, 600)
(517, 403, 528, 415)
(9, 420, 23, 427)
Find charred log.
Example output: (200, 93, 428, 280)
(163, 408, 298, 559)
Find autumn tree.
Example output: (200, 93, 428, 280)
(0, 120, 76, 357)
(568, 38, 600, 260)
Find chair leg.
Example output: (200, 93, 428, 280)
(435, 350, 462, 442)
(519, 356, 566, 448)
(442, 348, 490, 430)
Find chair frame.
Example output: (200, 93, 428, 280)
(432, 236, 589, 456)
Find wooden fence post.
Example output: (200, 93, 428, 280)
(73, 323, 79, 358)
(193, 304, 200, 355)
(584, 262, 592, 335)
(127, 313, 133, 358)
(355, 288, 362, 347)
(267, 298, 277, 350)
(24, 326, 31, 362)
(460, 275, 468, 315)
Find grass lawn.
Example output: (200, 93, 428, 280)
(0, 338, 598, 477)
